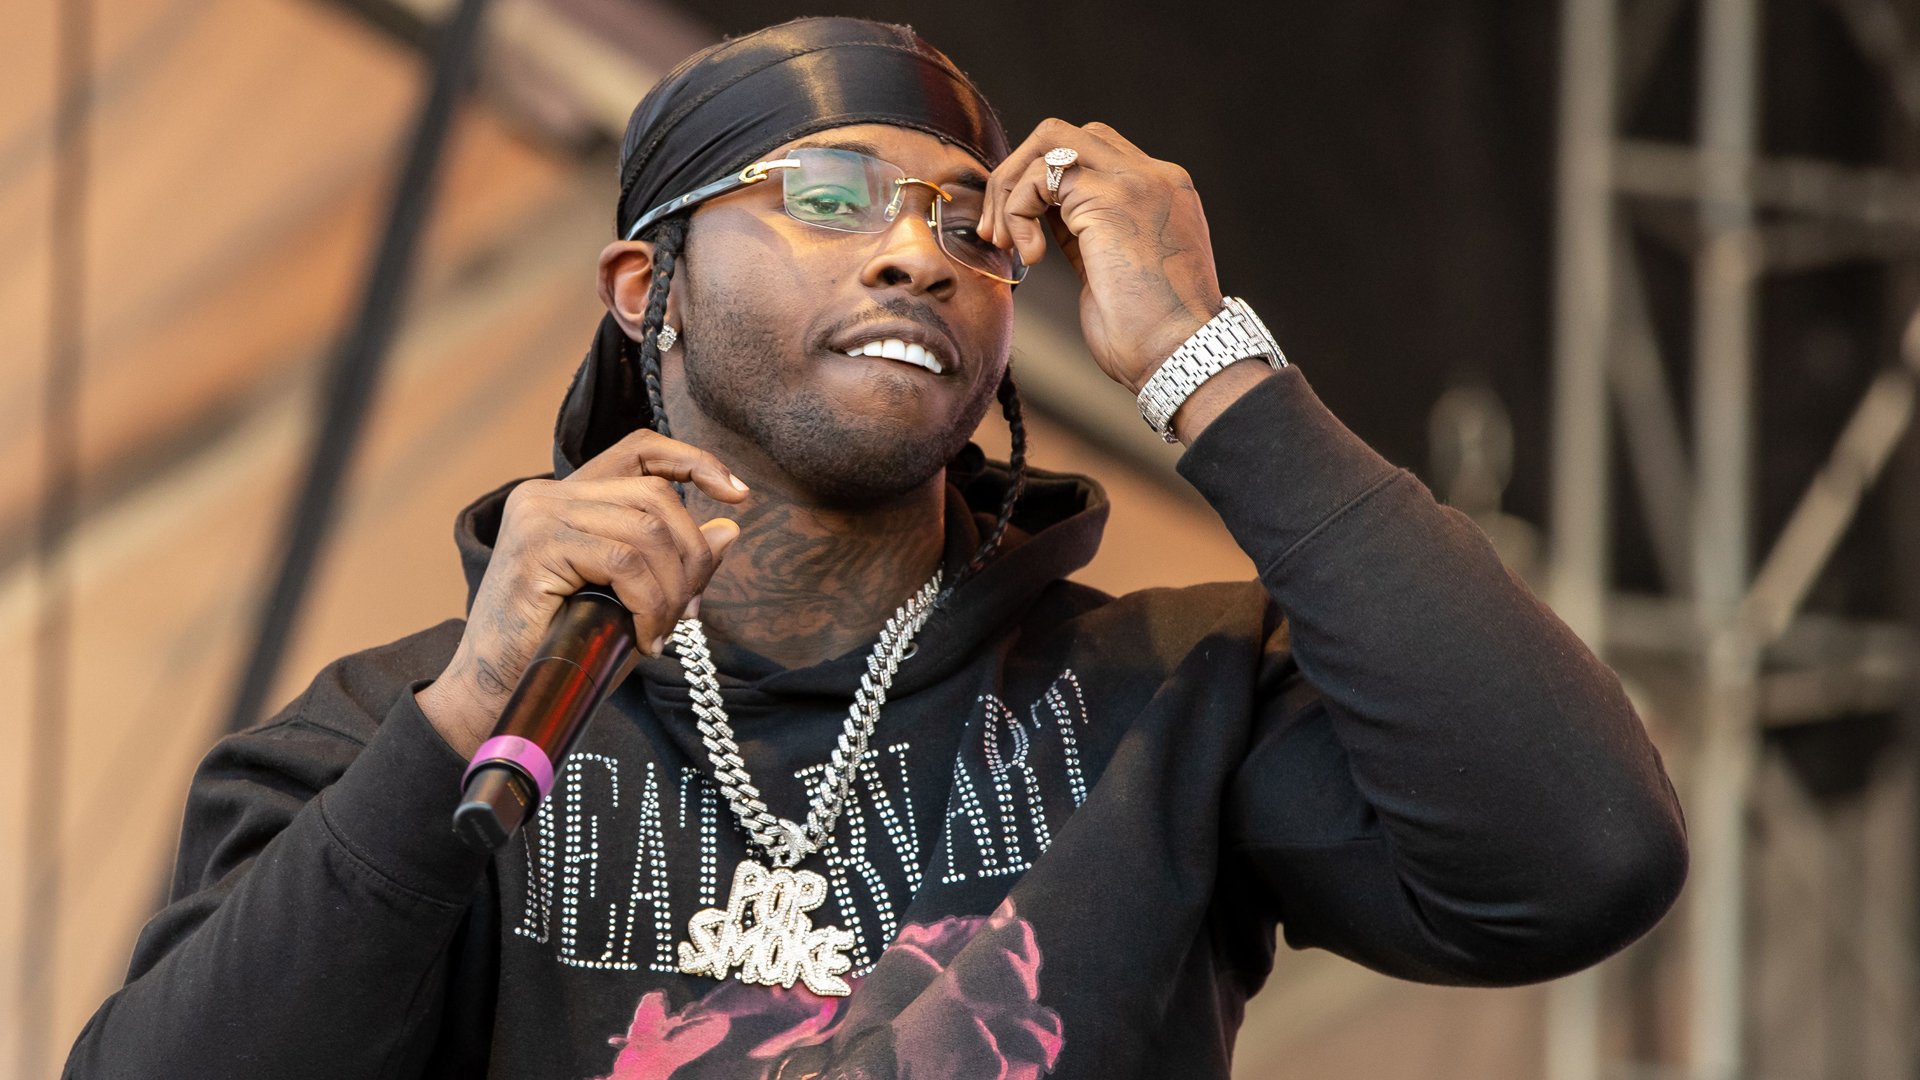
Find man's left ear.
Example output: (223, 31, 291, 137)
(597, 240, 681, 341)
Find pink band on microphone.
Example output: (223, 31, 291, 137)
(463, 735, 556, 801)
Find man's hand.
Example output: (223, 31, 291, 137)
(416, 428, 748, 757)
(980, 119, 1226, 395)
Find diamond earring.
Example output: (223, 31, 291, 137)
(656, 324, 679, 352)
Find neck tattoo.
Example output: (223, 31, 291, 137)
(670, 571, 943, 997)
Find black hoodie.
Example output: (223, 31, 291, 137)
(66, 368, 1686, 1080)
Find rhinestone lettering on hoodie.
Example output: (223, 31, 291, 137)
(509, 670, 1091, 978)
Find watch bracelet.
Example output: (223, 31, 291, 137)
(1136, 296, 1287, 443)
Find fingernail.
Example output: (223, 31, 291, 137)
(649, 636, 666, 657)
(729, 474, 749, 492)
(685, 596, 701, 619)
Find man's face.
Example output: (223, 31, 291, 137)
(670, 123, 1016, 506)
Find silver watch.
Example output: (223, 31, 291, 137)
(1135, 296, 1287, 443)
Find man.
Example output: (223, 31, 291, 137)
(67, 17, 1685, 1080)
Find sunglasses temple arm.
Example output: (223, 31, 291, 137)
(623, 172, 759, 241)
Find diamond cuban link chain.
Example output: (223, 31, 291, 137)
(669, 571, 943, 996)
(669, 570, 942, 869)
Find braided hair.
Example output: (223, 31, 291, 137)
(629, 216, 689, 440)
(943, 365, 1029, 600)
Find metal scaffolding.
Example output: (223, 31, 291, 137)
(1549, 1, 1920, 1078)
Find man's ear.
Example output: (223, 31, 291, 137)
(598, 240, 681, 340)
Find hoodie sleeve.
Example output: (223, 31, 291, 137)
(1176, 366, 1687, 987)
(64, 634, 494, 1079)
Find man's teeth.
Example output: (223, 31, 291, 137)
(844, 338, 943, 374)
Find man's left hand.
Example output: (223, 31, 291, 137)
(980, 119, 1225, 394)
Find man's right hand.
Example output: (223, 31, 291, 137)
(416, 427, 748, 757)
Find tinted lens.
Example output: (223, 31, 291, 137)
(781, 148, 896, 232)
(780, 148, 1026, 284)
(934, 198, 1026, 283)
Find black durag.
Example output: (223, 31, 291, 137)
(553, 17, 1010, 476)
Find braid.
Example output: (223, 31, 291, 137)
(635, 215, 689, 438)
(945, 367, 1029, 600)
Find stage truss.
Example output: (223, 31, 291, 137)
(1549, 0, 1920, 1077)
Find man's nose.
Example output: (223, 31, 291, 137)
(862, 183, 956, 294)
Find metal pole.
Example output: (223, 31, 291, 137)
(1609, 236, 1695, 595)
(1688, 0, 1762, 1075)
(1741, 360, 1917, 645)
(1547, 0, 1616, 1076)
(20, 0, 92, 1074)
(224, 0, 492, 734)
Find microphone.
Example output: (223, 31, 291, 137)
(451, 589, 638, 852)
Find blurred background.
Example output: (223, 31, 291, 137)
(4, 0, 1919, 1076)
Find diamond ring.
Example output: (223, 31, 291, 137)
(1044, 147, 1079, 201)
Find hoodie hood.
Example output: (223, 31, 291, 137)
(453, 444, 1109, 701)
